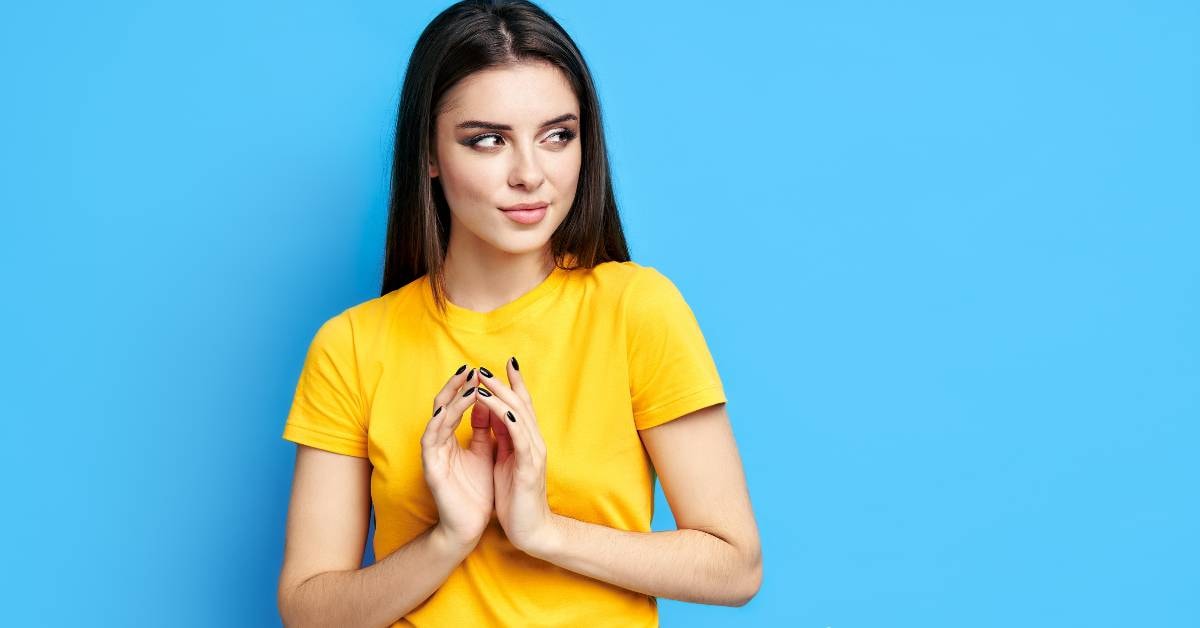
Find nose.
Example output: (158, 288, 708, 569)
(507, 143, 546, 191)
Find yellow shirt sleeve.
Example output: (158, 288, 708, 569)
(281, 311, 369, 458)
(625, 266, 727, 430)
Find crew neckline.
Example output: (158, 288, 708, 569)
(422, 258, 573, 332)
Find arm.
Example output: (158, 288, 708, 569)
(527, 403, 763, 607)
(277, 445, 477, 627)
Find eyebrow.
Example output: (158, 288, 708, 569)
(454, 113, 578, 131)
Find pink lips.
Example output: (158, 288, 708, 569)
(499, 203, 549, 225)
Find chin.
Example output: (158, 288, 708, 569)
(491, 238, 552, 256)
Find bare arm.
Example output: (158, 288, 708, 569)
(534, 514, 755, 606)
(526, 403, 762, 607)
(277, 445, 477, 627)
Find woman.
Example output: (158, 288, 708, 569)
(277, 1, 761, 625)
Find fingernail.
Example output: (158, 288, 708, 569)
(506, 410, 517, 423)
(479, 366, 493, 378)
(466, 368, 475, 381)
(462, 386, 476, 397)
(477, 387, 492, 397)
(433, 406, 443, 417)
(511, 356, 520, 371)
(455, 364, 467, 375)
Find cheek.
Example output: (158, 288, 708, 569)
(547, 150, 582, 194)
(440, 158, 504, 207)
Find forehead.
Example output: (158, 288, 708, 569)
(439, 62, 578, 124)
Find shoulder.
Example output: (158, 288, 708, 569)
(605, 260, 687, 311)
(311, 276, 426, 353)
(583, 259, 677, 301)
(344, 275, 427, 327)
(576, 261, 693, 332)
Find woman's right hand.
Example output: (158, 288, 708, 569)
(421, 365, 496, 549)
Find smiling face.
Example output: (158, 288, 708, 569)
(430, 61, 582, 259)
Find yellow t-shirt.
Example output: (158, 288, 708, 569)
(281, 259, 727, 627)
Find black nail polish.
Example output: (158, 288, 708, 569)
(433, 406, 443, 417)
(478, 387, 492, 397)
(511, 356, 519, 371)
(462, 386, 476, 397)
(466, 368, 474, 381)
(479, 366, 493, 378)
(506, 410, 517, 423)
(455, 364, 467, 375)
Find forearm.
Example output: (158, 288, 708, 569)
(528, 513, 760, 607)
(281, 525, 474, 627)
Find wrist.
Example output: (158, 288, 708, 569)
(432, 524, 480, 557)
(524, 513, 565, 561)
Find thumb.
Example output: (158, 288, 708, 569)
(468, 402, 495, 455)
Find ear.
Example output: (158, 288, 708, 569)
(428, 158, 439, 179)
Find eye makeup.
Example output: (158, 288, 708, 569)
(461, 128, 577, 149)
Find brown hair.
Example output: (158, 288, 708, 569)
(380, 0, 631, 315)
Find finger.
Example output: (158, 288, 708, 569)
(470, 396, 523, 458)
(420, 403, 447, 449)
(489, 406, 514, 458)
(474, 393, 534, 467)
(426, 367, 472, 441)
(433, 364, 475, 413)
(477, 364, 539, 437)
(467, 400, 495, 455)
(469, 397, 491, 430)
(476, 364, 514, 402)
(507, 355, 533, 408)
(436, 383, 479, 444)
(504, 356, 543, 441)
(478, 365, 543, 460)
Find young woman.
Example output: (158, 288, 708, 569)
(277, 1, 761, 625)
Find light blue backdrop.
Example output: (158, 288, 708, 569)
(1, 1, 1196, 626)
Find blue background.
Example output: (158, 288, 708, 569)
(2, 1, 1196, 626)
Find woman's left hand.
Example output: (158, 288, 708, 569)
(473, 357, 558, 556)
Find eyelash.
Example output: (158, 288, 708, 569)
(466, 129, 577, 149)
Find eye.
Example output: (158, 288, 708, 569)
(464, 128, 578, 150)
(549, 128, 577, 144)
(466, 133, 504, 148)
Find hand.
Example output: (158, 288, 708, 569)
(421, 365, 496, 549)
(472, 358, 558, 556)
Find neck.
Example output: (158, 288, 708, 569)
(441, 238, 556, 314)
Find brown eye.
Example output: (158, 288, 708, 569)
(466, 133, 504, 148)
(549, 129, 577, 144)
(463, 129, 576, 150)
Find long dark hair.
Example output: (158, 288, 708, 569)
(380, 0, 631, 314)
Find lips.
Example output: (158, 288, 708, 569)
(499, 204, 548, 225)
(500, 201, 549, 223)
(501, 202, 550, 211)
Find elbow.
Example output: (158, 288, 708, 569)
(277, 585, 295, 627)
(278, 580, 304, 628)
(278, 572, 318, 628)
(731, 546, 762, 607)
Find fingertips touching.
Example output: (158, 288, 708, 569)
(477, 391, 524, 452)
(447, 363, 470, 389)
(434, 363, 471, 413)
(437, 382, 478, 442)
